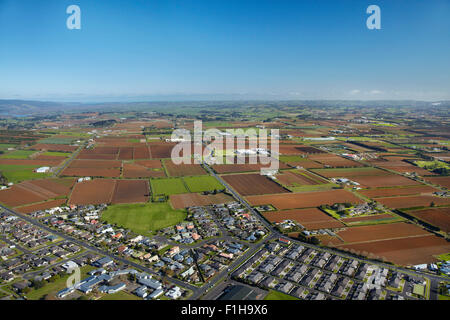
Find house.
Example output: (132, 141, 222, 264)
(278, 238, 291, 245)
(93, 257, 114, 268)
(57, 287, 75, 298)
(134, 286, 148, 298)
(247, 272, 264, 284)
(165, 286, 182, 299)
(0, 272, 14, 282)
(148, 288, 164, 299)
(180, 266, 195, 279)
(12, 280, 30, 292)
(99, 283, 126, 294)
(138, 278, 162, 290)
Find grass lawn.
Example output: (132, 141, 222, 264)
(0, 150, 36, 159)
(183, 176, 223, 193)
(100, 290, 141, 300)
(151, 178, 188, 195)
(101, 202, 187, 235)
(25, 265, 96, 300)
(264, 290, 299, 300)
(0, 164, 50, 183)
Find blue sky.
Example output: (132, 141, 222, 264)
(0, 0, 449, 102)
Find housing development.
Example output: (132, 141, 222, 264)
(0, 102, 449, 301)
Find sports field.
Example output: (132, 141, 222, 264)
(183, 176, 223, 193)
(101, 202, 186, 235)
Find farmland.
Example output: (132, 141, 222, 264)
(0, 150, 36, 159)
(375, 195, 450, 209)
(150, 178, 189, 196)
(0, 178, 74, 207)
(407, 207, 450, 233)
(246, 189, 364, 210)
(69, 179, 150, 205)
(0, 164, 51, 183)
(335, 235, 450, 265)
(164, 160, 207, 177)
(262, 208, 344, 230)
(183, 176, 223, 193)
(222, 173, 288, 196)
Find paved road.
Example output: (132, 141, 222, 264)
(53, 142, 87, 177)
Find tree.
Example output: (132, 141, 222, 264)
(31, 279, 45, 290)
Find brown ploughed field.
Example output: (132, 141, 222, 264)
(246, 189, 363, 210)
(111, 180, 149, 204)
(222, 173, 288, 196)
(69, 179, 117, 205)
(263, 207, 344, 230)
(16, 199, 67, 214)
(61, 167, 121, 178)
(358, 185, 439, 198)
(335, 222, 429, 243)
(164, 160, 207, 177)
(335, 234, 450, 265)
(122, 163, 166, 178)
(376, 195, 450, 209)
(407, 207, 450, 232)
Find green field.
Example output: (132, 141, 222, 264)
(0, 150, 35, 159)
(38, 137, 76, 144)
(101, 202, 187, 235)
(0, 144, 17, 151)
(0, 164, 50, 183)
(151, 178, 188, 195)
(415, 160, 450, 171)
(42, 151, 71, 157)
(278, 155, 307, 163)
(100, 290, 142, 300)
(183, 176, 223, 193)
(264, 290, 299, 300)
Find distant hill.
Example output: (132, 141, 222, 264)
(0, 99, 448, 116)
(0, 99, 81, 116)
